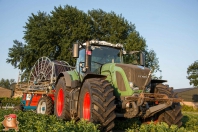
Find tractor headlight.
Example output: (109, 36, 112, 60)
(129, 82, 133, 88)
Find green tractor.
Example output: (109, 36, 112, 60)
(54, 40, 183, 131)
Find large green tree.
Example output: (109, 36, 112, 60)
(50, 6, 93, 64)
(7, 40, 24, 69)
(145, 49, 161, 79)
(187, 60, 198, 87)
(88, 9, 136, 44)
(7, 5, 161, 80)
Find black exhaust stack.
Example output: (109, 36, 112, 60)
(85, 41, 91, 72)
(73, 43, 79, 58)
(140, 52, 145, 66)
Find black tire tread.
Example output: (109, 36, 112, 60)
(54, 77, 71, 120)
(43, 96, 54, 115)
(44, 96, 54, 115)
(156, 84, 183, 127)
(80, 78, 116, 132)
(37, 96, 54, 115)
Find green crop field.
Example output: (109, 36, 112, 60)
(0, 109, 198, 132)
(1, 98, 198, 132)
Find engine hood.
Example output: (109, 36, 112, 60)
(116, 63, 151, 90)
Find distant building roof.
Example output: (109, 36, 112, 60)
(0, 87, 12, 98)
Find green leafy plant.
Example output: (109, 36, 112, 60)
(114, 117, 141, 131)
(0, 109, 99, 132)
(1, 109, 198, 132)
(181, 105, 198, 112)
(0, 97, 21, 106)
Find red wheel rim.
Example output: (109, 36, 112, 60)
(83, 92, 91, 120)
(57, 88, 64, 116)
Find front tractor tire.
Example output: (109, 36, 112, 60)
(78, 78, 116, 132)
(36, 96, 54, 115)
(155, 84, 183, 127)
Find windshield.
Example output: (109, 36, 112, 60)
(91, 46, 121, 73)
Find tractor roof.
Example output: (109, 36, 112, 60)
(81, 40, 124, 49)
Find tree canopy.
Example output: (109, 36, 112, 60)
(7, 5, 160, 80)
(0, 78, 15, 89)
(187, 60, 198, 87)
(145, 49, 160, 79)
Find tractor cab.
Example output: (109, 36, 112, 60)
(73, 40, 145, 75)
(75, 42, 123, 75)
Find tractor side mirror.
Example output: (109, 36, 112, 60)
(73, 43, 79, 58)
(140, 52, 145, 66)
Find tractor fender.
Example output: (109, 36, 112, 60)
(55, 72, 72, 87)
(80, 73, 107, 87)
(150, 79, 167, 93)
(55, 71, 80, 88)
(78, 73, 107, 101)
(56, 73, 107, 88)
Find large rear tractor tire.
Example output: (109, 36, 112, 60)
(78, 78, 116, 132)
(36, 96, 54, 115)
(54, 77, 71, 120)
(155, 84, 183, 127)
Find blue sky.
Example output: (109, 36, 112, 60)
(0, 0, 197, 89)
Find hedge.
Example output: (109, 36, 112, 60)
(0, 97, 21, 106)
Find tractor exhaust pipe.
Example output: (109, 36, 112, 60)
(73, 43, 79, 58)
(85, 41, 91, 72)
(140, 52, 145, 66)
